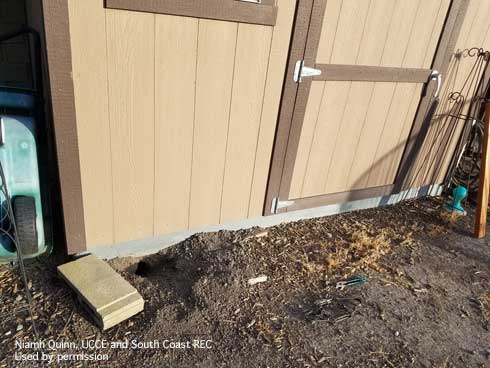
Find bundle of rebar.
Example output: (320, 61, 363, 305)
(406, 47, 490, 200)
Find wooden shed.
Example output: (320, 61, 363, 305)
(22, 0, 490, 255)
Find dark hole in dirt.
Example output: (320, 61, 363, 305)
(131, 251, 208, 319)
(134, 261, 150, 277)
(134, 256, 177, 277)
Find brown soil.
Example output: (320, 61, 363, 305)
(1, 197, 490, 367)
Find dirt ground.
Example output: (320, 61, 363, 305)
(1, 197, 490, 367)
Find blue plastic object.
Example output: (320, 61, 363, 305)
(0, 29, 50, 262)
(0, 88, 51, 262)
(0, 90, 35, 110)
(0, 114, 47, 260)
(445, 186, 467, 213)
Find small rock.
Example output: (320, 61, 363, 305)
(395, 331, 400, 337)
(248, 275, 268, 286)
(4, 331, 11, 337)
(254, 231, 268, 238)
(15, 295, 22, 302)
(16, 325, 23, 332)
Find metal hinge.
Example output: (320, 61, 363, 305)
(293, 60, 322, 83)
(271, 197, 295, 214)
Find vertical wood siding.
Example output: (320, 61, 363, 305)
(106, 10, 155, 243)
(289, 0, 450, 199)
(154, 15, 197, 235)
(68, 0, 296, 247)
(220, 24, 273, 223)
(189, 20, 237, 228)
(69, 0, 113, 246)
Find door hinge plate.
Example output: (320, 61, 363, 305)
(271, 198, 295, 214)
(294, 60, 322, 83)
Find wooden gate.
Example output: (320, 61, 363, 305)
(266, 0, 468, 215)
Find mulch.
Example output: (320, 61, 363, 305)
(1, 197, 490, 367)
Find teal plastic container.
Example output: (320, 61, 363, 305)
(0, 89, 50, 261)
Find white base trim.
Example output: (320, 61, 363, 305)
(85, 184, 443, 259)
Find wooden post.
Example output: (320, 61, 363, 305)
(474, 101, 490, 238)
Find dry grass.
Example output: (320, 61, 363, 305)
(439, 210, 465, 225)
(266, 223, 421, 285)
(255, 319, 285, 350)
(478, 291, 490, 321)
(427, 224, 447, 237)
(326, 230, 391, 276)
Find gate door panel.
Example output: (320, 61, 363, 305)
(265, 0, 462, 215)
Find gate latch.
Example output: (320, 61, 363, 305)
(294, 60, 322, 83)
(430, 70, 442, 98)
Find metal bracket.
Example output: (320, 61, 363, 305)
(293, 60, 322, 83)
(430, 70, 442, 98)
(271, 197, 295, 214)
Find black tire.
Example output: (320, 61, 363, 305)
(12, 196, 38, 255)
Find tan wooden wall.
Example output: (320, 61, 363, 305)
(67, 0, 296, 247)
(409, 0, 490, 187)
(289, 0, 450, 199)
